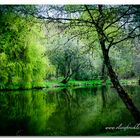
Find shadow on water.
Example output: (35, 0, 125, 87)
(0, 86, 140, 136)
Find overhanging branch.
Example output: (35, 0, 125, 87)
(112, 26, 140, 46)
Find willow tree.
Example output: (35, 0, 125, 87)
(34, 5, 140, 122)
(0, 9, 53, 89)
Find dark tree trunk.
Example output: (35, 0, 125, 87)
(61, 68, 73, 84)
(61, 73, 72, 84)
(101, 60, 107, 84)
(61, 78, 69, 84)
(100, 42, 140, 123)
(101, 60, 107, 109)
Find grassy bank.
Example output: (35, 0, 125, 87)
(45, 79, 138, 88)
(45, 79, 112, 88)
(0, 79, 138, 91)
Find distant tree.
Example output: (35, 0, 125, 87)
(46, 32, 96, 83)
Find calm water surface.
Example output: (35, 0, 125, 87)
(0, 86, 140, 136)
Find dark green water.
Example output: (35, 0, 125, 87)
(0, 86, 140, 136)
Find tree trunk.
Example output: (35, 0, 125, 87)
(61, 68, 73, 84)
(101, 43, 140, 123)
(61, 78, 69, 84)
(61, 73, 72, 84)
(101, 60, 107, 84)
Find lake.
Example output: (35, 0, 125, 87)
(0, 85, 140, 136)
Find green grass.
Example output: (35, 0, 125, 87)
(44, 78, 138, 89)
(120, 79, 138, 85)
(44, 79, 104, 89)
(45, 80, 66, 88)
(0, 78, 138, 90)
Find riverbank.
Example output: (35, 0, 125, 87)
(0, 79, 138, 91)
(45, 79, 138, 88)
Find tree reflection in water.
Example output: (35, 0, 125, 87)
(0, 86, 139, 136)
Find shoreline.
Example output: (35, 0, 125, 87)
(0, 79, 138, 91)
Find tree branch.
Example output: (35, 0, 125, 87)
(84, 5, 97, 25)
(112, 26, 140, 46)
(36, 15, 93, 24)
(103, 6, 132, 31)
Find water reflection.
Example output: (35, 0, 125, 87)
(0, 86, 139, 136)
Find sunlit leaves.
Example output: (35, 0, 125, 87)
(0, 12, 53, 89)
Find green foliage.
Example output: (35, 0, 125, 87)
(0, 12, 53, 89)
(46, 25, 99, 81)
